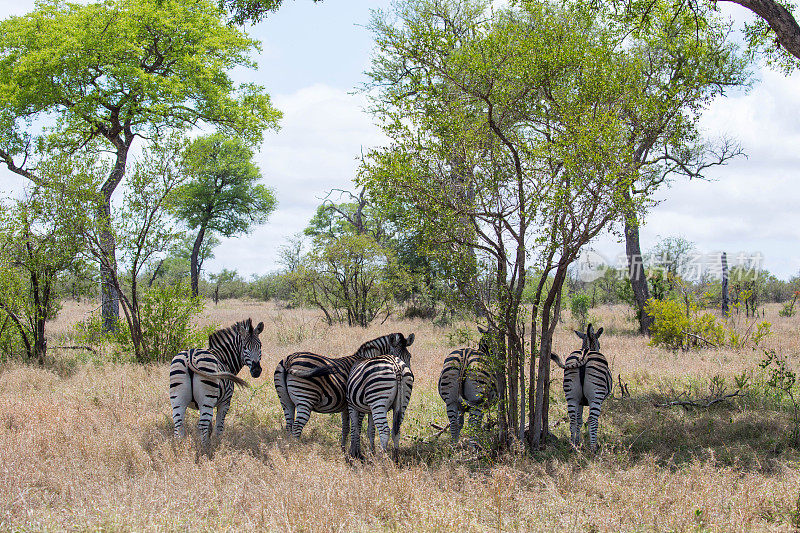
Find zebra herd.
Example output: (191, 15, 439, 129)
(169, 319, 613, 457)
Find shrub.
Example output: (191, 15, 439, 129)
(646, 298, 689, 350)
(135, 283, 204, 362)
(570, 293, 591, 329)
(647, 297, 770, 351)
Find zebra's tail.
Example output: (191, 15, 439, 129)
(187, 359, 250, 388)
(288, 364, 336, 378)
(550, 351, 585, 370)
(550, 352, 569, 370)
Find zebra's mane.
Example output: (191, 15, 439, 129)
(209, 319, 250, 351)
(352, 334, 396, 358)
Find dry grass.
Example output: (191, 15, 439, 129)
(1, 300, 799, 531)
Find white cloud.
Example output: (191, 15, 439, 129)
(204, 84, 387, 276)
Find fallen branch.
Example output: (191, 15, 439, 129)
(682, 331, 718, 348)
(429, 422, 450, 440)
(656, 389, 740, 410)
(53, 345, 98, 354)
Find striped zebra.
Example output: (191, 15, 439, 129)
(550, 323, 612, 451)
(346, 354, 414, 460)
(170, 318, 264, 448)
(438, 327, 497, 441)
(274, 332, 415, 447)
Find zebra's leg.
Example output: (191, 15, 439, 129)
(370, 404, 392, 455)
(274, 362, 295, 436)
(587, 403, 602, 452)
(197, 403, 215, 451)
(570, 404, 584, 448)
(446, 401, 462, 441)
(170, 354, 192, 439)
(291, 402, 313, 439)
(340, 410, 350, 451)
(367, 412, 375, 454)
(348, 407, 364, 460)
(214, 400, 230, 439)
(170, 380, 192, 439)
(468, 407, 484, 433)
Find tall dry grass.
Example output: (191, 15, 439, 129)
(0, 300, 798, 531)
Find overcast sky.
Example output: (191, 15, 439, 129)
(2, 1, 799, 279)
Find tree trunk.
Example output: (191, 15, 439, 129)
(99, 144, 130, 332)
(624, 209, 653, 334)
(191, 224, 208, 298)
(529, 262, 568, 450)
(721, 252, 729, 316)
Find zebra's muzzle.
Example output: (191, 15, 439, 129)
(249, 362, 262, 378)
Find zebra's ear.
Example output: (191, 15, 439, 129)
(574, 330, 585, 339)
(406, 333, 415, 346)
(255, 321, 264, 335)
(596, 327, 603, 338)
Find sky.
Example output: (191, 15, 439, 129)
(1, 0, 800, 280)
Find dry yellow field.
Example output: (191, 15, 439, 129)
(1, 300, 799, 531)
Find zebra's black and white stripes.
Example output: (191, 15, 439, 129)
(273, 333, 415, 447)
(346, 354, 414, 460)
(170, 318, 264, 448)
(438, 328, 497, 441)
(551, 323, 612, 451)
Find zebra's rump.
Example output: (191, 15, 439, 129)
(170, 348, 232, 409)
(438, 348, 496, 408)
(348, 355, 414, 413)
(281, 351, 352, 413)
(563, 351, 612, 405)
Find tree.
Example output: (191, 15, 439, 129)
(604, 0, 747, 334)
(78, 138, 189, 362)
(170, 134, 276, 297)
(294, 190, 410, 327)
(0, 0, 281, 331)
(362, 0, 639, 448)
(0, 156, 91, 363)
(218, 0, 323, 23)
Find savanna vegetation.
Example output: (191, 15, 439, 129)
(1, 0, 800, 530)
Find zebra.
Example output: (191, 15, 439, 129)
(273, 332, 415, 448)
(170, 318, 264, 449)
(437, 326, 497, 441)
(550, 323, 612, 451)
(346, 354, 414, 460)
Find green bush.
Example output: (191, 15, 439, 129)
(647, 297, 770, 351)
(646, 298, 689, 350)
(570, 293, 591, 329)
(136, 283, 205, 362)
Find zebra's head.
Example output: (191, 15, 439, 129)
(237, 318, 265, 378)
(388, 332, 415, 366)
(574, 323, 603, 352)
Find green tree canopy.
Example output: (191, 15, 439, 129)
(0, 0, 281, 329)
(170, 134, 277, 296)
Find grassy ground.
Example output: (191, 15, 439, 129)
(0, 300, 799, 531)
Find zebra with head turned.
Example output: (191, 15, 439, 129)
(550, 323, 612, 451)
(438, 326, 497, 441)
(346, 353, 414, 460)
(274, 332, 415, 448)
(170, 318, 264, 449)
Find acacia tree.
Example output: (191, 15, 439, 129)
(0, 157, 91, 363)
(361, 0, 639, 447)
(605, 1, 747, 333)
(0, 0, 281, 331)
(170, 134, 276, 297)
